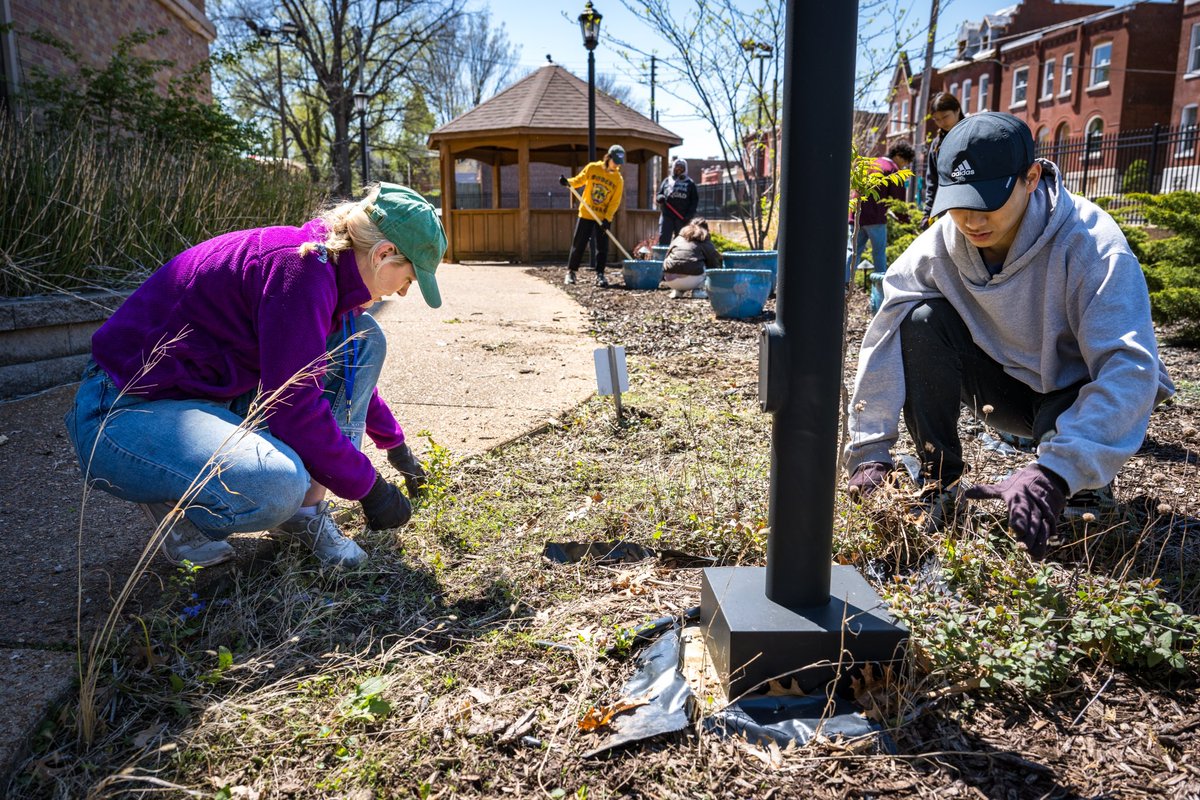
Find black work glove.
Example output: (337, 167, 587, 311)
(387, 442, 428, 498)
(360, 472, 412, 530)
(559, 174, 569, 187)
(655, 195, 664, 205)
(600, 219, 611, 231)
(847, 461, 894, 501)
(964, 463, 1067, 559)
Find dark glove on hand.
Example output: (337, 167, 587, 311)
(847, 461, 894, 501)
(360, 472, 412, 530)
(387, 442, 428, 498)
(963, 463, 1066, 559)
(559, 174, 569, 187)
(600, 219, 611, 231)
(655, 195, 664, 205)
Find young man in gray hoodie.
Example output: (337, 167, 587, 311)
(844, 112, 1174, 558)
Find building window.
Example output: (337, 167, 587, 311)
(890, 101, 899, 133)
(1189, 25, 1200, 74)
(962, 79, 973, 111)
(1061, 52, 1074, 95)
(1012, 67, 1029, 106)
(901, 99, 909, 131)
(949, 82, 959, 100)
(978, 74, 989, 112)
(1090, 42, 1112, 87)
(1086, 116, 1104, 158)
(1042, 59, 1056, 99)
(1180, 105, 1198, 156)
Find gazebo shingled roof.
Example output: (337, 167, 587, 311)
(426, 64, 682, 263)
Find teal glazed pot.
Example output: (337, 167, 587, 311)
(705, 268, 773, 319)
(719, 250, 778, 290)
(622, 259, 664, 290)
(650, 245, 670, 259)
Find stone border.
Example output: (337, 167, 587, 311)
(0, 291, 131, 401)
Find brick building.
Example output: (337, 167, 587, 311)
(887, 0, 1187, 157)
(0, 0, 216, 112)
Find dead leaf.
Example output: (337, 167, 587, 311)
(466, 687, 494, 705)
(577, 693, 652, 733)
(497, 708, 537, 743)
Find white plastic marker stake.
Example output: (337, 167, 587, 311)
(593, 344, 628, 420)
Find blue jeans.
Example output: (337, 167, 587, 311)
(845, 223, 888, 283)
(64, 313, 387, 539)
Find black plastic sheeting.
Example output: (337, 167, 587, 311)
(542, 541, 716, 568)
(583, 612, 887, 757)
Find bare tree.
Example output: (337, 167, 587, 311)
(596, 72, 641, 113)
(212, 0, 464, 195)
(419, 9, 522, 127)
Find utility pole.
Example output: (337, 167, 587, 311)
(650, 55, 657, 123)
(911, 0, 940, 203)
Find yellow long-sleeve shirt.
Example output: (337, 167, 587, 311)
(567, 161, 624, 222)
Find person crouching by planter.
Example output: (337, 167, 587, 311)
(662, 218, 721, 299)
(560, 144, 625, 288)
(64, 183, 445, 569)
(844, 113, 1174, 560)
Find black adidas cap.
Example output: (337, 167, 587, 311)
(931, 112, 1035, 216)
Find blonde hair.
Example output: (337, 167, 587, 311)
(298, 184, 411, 273)
(679, 218, 710, 242)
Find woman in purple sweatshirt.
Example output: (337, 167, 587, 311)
(65, 183, 446, 568)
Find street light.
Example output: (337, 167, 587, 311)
(245, 19, 301, 161)
(741, 39, 773, 179)
(354, 90, 370, 186)
(578, 1, 602, 162)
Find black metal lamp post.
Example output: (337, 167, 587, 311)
(698, 0, 907, 700)
(578, 1, 602, 162)
(246, 19, 301, 160)
(354, 90, 370, 187)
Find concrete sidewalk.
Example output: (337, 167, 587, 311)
(0, 264, 596, 776)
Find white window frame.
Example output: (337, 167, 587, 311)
(1011, 66, 1029, 107)
(962, 78, 973, 112)
(901, 99, 910, 132)
(1060, 52, 1074, 96)
(978, 74, 989, 112)
(949, 82, 959, 100)
(1189, 24, 1200, 75)
(1041, 59, 1056, 100)
(1090, 42, 1112, 88)
(1179, 105, 1198, 157)
(1085, 116, 1105, 159)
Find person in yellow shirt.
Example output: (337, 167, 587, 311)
(559, 144, 625, 287)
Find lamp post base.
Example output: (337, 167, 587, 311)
(699, 565, 907, 700)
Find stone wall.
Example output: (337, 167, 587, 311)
(0, 292, 129, 401)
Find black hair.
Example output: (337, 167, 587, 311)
(929, 91, 963, 115)
(887, 141, 915, 162)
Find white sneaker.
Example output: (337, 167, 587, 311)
(139, 503, 235, 567)
(272, 501, 367, 567)
(691, 289, 708, 299)
(669, 289, 682, 299)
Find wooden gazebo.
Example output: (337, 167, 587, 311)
(427, 65, 683, 263)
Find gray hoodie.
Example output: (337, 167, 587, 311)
(845, 160, 1174, 495)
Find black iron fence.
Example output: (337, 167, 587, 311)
(696, 176, 775, 219)
(1036, 123, 1200, 222)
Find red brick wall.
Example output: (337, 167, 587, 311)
(1004, 0, 1113, 38)
(8, 0, 213, 101)
(1172, 3, 1200, 128)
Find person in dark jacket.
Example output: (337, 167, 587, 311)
(655, 158, 699, 245)
(846, 141, 914, 285)
(922, 92, 965, 226)
(662, 218, 722, 298)
(64, 183, 444, 569)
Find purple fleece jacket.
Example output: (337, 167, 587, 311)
(91, 219, 406, 500)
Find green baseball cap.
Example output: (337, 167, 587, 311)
(366, 183, 447, 308)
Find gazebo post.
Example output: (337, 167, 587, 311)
(518, 141, 531, 263)
(438, 144, 455, 263)
(491, 161, 502, 210)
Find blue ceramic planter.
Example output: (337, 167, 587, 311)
(868, 271, 886, 313)
(622, 259, 664, 290)
(705, 268, 773, 319)
(719, 250, 778, 290)
(650, 245, 670, 259)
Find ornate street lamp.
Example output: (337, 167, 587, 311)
(354, 90, 370, 186)
(578, 1, 602, 161)
(245, 19, 302, 160)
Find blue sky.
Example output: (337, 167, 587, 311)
(485, 0, 1124, 157)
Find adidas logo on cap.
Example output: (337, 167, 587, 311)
(950, 160, 975, 180)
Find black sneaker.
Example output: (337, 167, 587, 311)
(595, 274, 609, 288)
(1062, 482, 1117, 521)
(564, 271, 577, 285)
